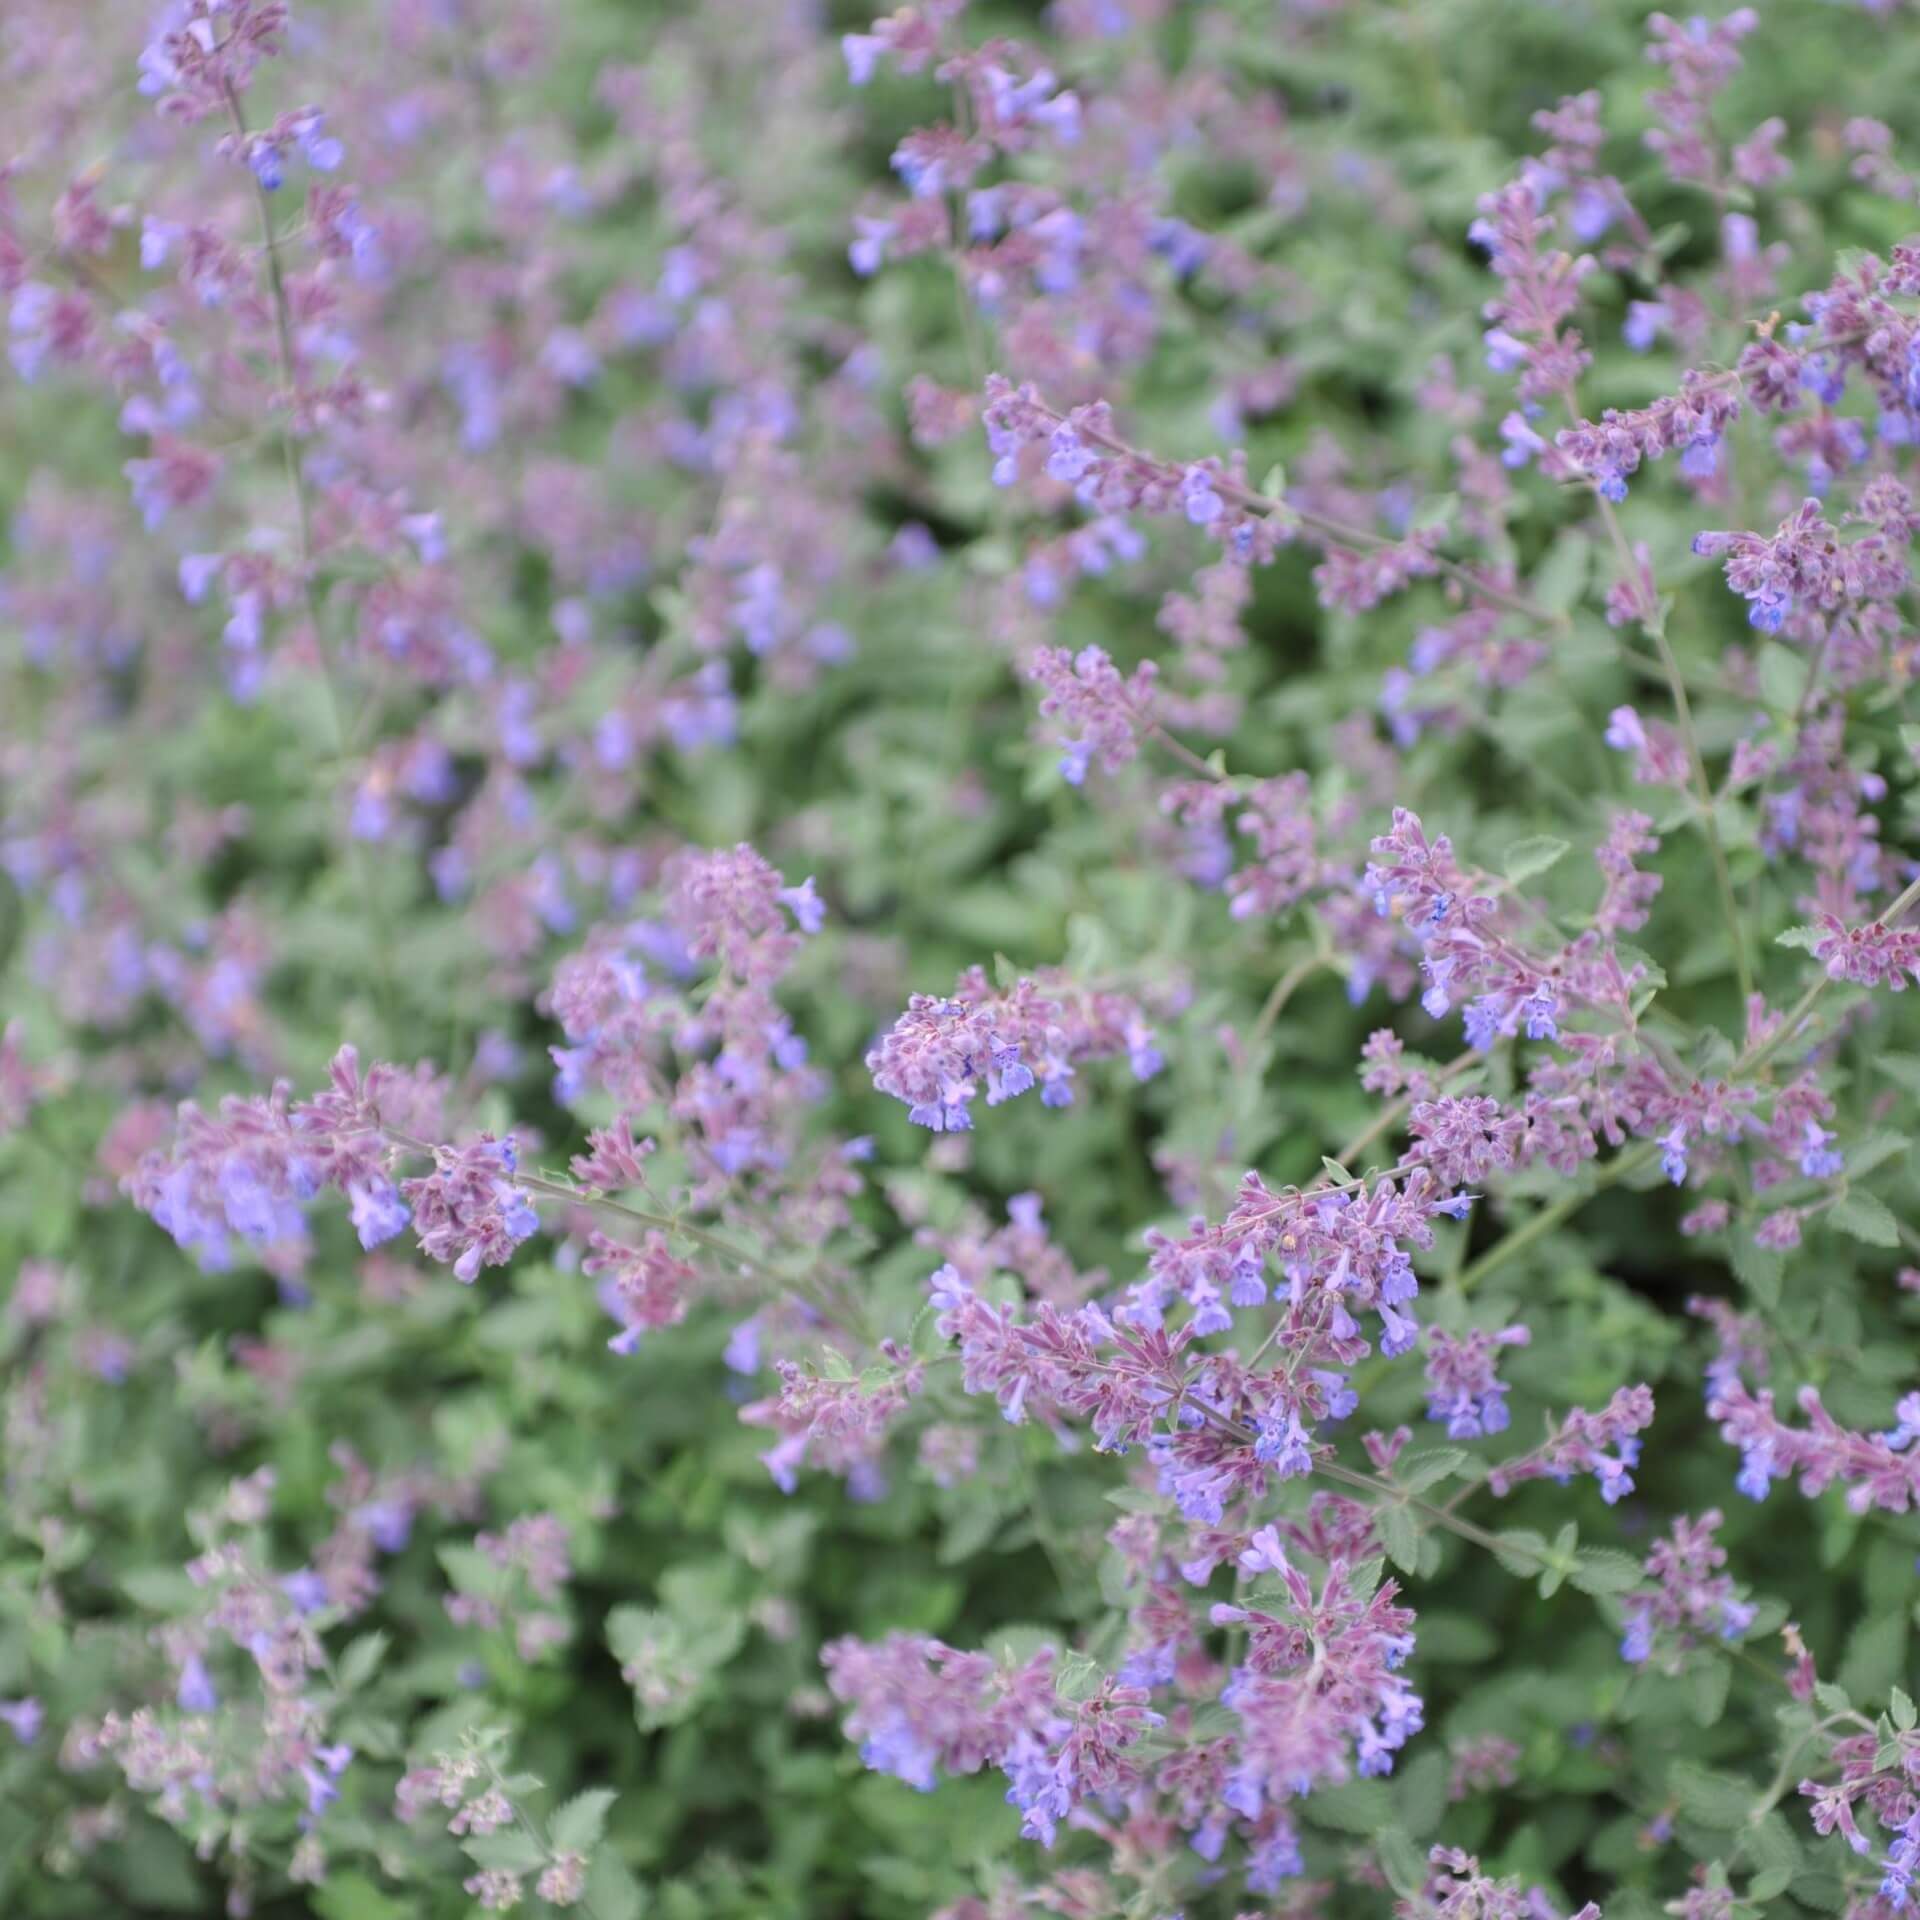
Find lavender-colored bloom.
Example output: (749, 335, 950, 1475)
(176, 1655, 219, 1713)
(0, 1698, 43, 1745)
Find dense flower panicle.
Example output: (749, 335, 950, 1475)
(401, 1136, 538, 1284)
(1422, 1324, 1530, 1438)
(741, 1349, 924, 1495)
(822, 1633, 1063, 1791)
(1812, 911, 1920, 990)
(1405, 1847, 1603, 1920)
(1407, 1097, 1526, 1188)
(1693, 497, 1909, 634)
(1593, 812, 1664, 934)
(1708, 1378, 1920, 1512)
(1469, 179, 1594, 405)
(586, 1231, 697, 1352)
(1447, 1733, 1523, 1801)
(138, 1, 289, 119)
(125, 1082, 322, 1273)
(1643, 8, 1759, 188)
(868, 966, 1164, 1130)
(1128, 1164, 1439, 1361)
(1556, 374, 1743, 502)
(1487, 1386, 1656, 1505)
(1026, 643, 1158, 783)
(1618, 1510, 1756, 1664)
(667, 843, 822, 985)
(1213, 1539, 1423, 1800)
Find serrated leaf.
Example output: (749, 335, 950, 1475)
(1503, 835, 1571, 885)
(1892, 1687, 1916, 1732)
(1570, 1548, 1644, 1596)
(1832, 1191, 1900, 1248)
(1055, 1653, 1104, 1703)
(1396, 1447, 1468, 1493)
(1775, 924, 1822, 952)
(1847, 1131, 1908, 1180)
(1746, 1809, 1802, 1885)
(583, 1849, 646, 1920)
(1669, 1760, 1752, 1829)
(550, 1787, 618, 1855)
(1378, 1502, 1421, 1575)
(1491, 1529, 1547, 1579)
(463, 1831, 546, 1873)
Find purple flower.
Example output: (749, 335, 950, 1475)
(0, 1698, 43, 1745)
(176, 1655, 219, 1713)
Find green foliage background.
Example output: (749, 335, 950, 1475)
(6, 2, 1920, 1916)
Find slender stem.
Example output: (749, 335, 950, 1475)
(1314, 1457, 1516, 1560)
(1333, 1050, 1477, 1171)
(223, 82, 400, 1043)
(1456, 1140, 1660, 1294)
(1033, 398, 1570, 637)
(1247, 952, 1326, 1056)
(1149, 722, 1231, 784)
(1568, 393, 1752, 1005)
(1651, 608, 1753, 1004)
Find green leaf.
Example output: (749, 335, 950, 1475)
(1686, 1654, 1732, 1727)
(335, 1632, 388, 1694)
(1533, 532, 1590, 614)
(1394, 1747, 1450, 1840)
(462, 1831, 546, 1874)
(583, 1850, 647, 1920)
(1569, 1548, 1643, 1596)
(1775, 924, 1822, 953)
(1491, 1529, 1548, 1579)
(1891, 1687, 1916, 1732)
(1396, 1447, 1468, 1494)
(1378, 1502, 1421, 1576)
(1298, 1779, 1394, 1833)
(1503, 835, 1571, 885)
(1839, 1611, 1908, 1701)
(1831, 1191, 1899, 1248)
(1876, 1053, 1920, 1097)
(1744, 1810, 1802, 1889)
(1669, 1760, 1752, 1829)
(1055, 1653, 1104, 1703)
(550, 1787, 618, 1855)
(1755, 642, 1805, 715)
(1846, 1130, 1909, 1180)
(1375, 1826, 1427, 1898)
(311, 1875, 413, 1920)
(1730, 1236, 1783, 1310)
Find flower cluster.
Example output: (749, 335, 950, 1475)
(12, 0, 1920, 1914)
